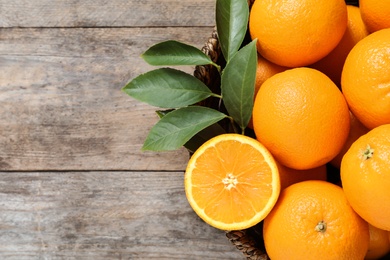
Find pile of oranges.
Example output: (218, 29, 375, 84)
(184, 0, 390, 259)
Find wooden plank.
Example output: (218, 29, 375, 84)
(0, 0, 215, 28)
(0, 171, 244, 259)
(0, 27, 216, 171)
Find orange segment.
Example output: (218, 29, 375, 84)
(185, 134, 280, 231)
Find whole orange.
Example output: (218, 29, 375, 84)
(360, 0, 390, 33)
(263, 180, 369, 260)
(366, 224, 390, 259)
(341, 28, 390, 129)
(249, 0, 348, 67)
(341, 124, 390, 231)
(277, 162, 327, 190)
(254, 54, 287, 98)
(330, 111, 369, 168)
(310, 5, 369, 87)
(252, 67, 350, 170)
(248, 55, 287, 129)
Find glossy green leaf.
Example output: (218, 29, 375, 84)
(216, 0, 249, 62)
(156, 110, 226, 153)
(142, 106, 227, 151)
(221, 40, 257, 132)
(142, 40, 218, 67)
(184, 122, 226, 153)
(122, 68, 213, 108)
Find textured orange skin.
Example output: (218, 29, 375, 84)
(341, 124, 390, 231)
(253, 67, 350, 170)
(277, 162, 327, 190)
(249, 0, 348, 67)
(341, 28, 390, 129)
(330, 111, 369, 168)
(254, 54, 288, 97)
(366, 224, 390, 259)
(248, 55, 288, 129)
(360, 0, 390, 33)
(263, 180, 369, 260)
(310, 5, 369, 87)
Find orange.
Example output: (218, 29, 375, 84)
(249, 0, 348, 67)
(248, 54, 287, 129)
(254, 54, 288, 97)
(341, 124, 390, 231)
(360, 0, 390, 33)
(184, 133, 280, 230)
(366, 224, 390, 259)
(263, 180, 369, 260)
(277, 162, 327, 190)
(310, 5, 369, 87)
(341, 28, 390, 129)
(252, 67, 350, 170)
(255, 55, 289, 96)
(330, 111, 369, 168)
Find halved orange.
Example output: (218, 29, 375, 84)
(184, 134, 280, 230)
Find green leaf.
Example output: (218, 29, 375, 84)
(155, 109, 226, 153)
(184, 122, 226, 153)
(122, 68, 213, 108)
(156, 109, 174, 119)
(221, 39, 257, 132)
(216, 0, 249, 62)
(142, 40, 218, 67)
(142, 106, 227, 151)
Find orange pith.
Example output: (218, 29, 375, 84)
(184, 134, 280, 231)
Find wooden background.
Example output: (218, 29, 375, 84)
(0, 0, 244, 259)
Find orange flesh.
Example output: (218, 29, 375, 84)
(189, 139, 275, 225)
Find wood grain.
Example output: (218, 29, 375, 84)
(0, 0, 215, 28)
(0, 27, 215, 171)
(0, 171, 243, 259)
(0, 0, 245, 258)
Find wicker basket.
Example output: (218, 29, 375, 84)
(193, 1, 359, 259)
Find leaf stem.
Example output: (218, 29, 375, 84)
(210, 93, 222, 99)
(211, 62, 222, 74)
(227, 116, 239, 134)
